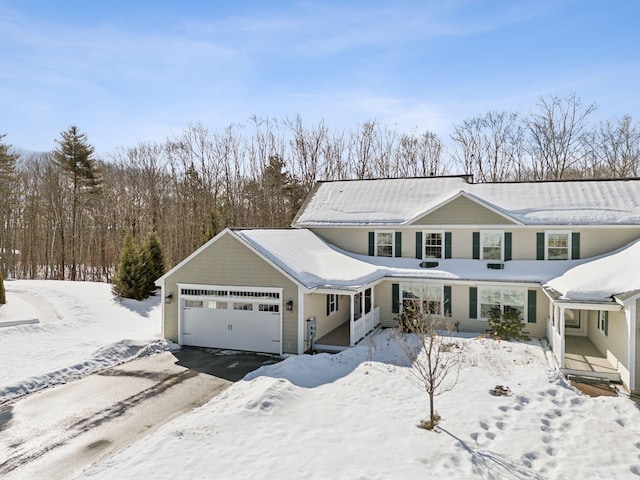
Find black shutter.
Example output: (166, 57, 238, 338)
(604, 310, 609, 336)
(472, 232, 480, 259)
(505, 232, 512, 261)
(326, 294, 331, 316)
(469, 287, 477, 319)
(527, 290, 537, 323)
(415, 231, 423, 259)
(392, 283, 400, 314)
(368, 232, 375, 256)
(445, 232, 452, 259)
(395, 231, 402, 257)
(571, 232, 580, 259)
(536, 232, 545, 260)
(444, 285, 452, 316)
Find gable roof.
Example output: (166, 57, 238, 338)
(235, 229, 384, 290)
(293, 177, 640, 227)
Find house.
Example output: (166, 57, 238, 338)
(156, 176, 640, 392)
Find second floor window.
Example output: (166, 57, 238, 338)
(546, 232, 570, 260)
(423, 232, 443, 259)
(376, 231, 394, 257)
(481, 231, 503, 261)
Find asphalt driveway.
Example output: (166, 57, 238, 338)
(0, 347, 280, 480)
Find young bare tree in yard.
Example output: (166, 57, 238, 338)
(395, 290, 463, 430)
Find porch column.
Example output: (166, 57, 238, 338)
(349, 293, 355, 347)
(626, 303, 636, 391)
(559, 306, 566, 369)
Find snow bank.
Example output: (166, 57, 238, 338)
(0, 280, 167, 404)
(81, 331, 640, 480)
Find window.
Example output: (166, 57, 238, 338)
(184, 300, 203, 309)
(258, 304, 279, 312)
(327, 294, 338, 315)
(376, 231, 394, 257)
(478, 287, 525, 321)
(233, 303, 253, 311)
(207, 301, 227, 309)
(364, 288, 372, 314)
(481, 231, 503, 260)
(597, 311, 609, 336)
(423, 231, 443, 259)
(401, 284, 443, 316)
(546, 231, 570, 260)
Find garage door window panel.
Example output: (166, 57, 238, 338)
(184, 300, 204, 308)
(234, 303, 253, 311)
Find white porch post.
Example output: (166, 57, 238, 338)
(627, 303, 636, 391)
(559, 306, 566, 369)
(297, 288, 305, 355)
(349, 293, 355, 347)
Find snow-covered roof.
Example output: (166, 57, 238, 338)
(235, 229, 384, 290)
(293, 177, 640, 226)
(293, 177, 469, 226)
(236, 228, 583, 289)
(544, 238, 640, 302)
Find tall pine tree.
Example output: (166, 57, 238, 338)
(54, 126, 101, 280)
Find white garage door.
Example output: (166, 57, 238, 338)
(178, 284, 282, 354)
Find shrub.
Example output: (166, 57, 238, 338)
(489, 310, 530, 341)
(112, 234, 147, 300)
(142, 232, 165, 296)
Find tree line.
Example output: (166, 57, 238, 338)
(0, 93, 639, 281)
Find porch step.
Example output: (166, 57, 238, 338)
(560, 368, 622, 384)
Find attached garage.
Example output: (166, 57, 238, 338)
(178, 284, 283, 354)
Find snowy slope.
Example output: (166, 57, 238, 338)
(0, 280, 169, 404)
(81, 331, 640, 480)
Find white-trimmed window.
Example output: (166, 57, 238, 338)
(327, 294, 338, 315)
(546, 231, 571, 260)
(478, 287, 525, 321)
(481, 231, 503, 261)
(376, 231, 394, 257)
(597, 310, 609, 336)
(401, 283, 443, 316)
(423, 231, 444, 259)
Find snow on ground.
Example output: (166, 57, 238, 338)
(0, 280, 169, 404)
(82, 331, 640, 480)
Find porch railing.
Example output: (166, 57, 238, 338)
(353, 306, 380, 345)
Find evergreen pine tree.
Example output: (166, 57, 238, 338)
(112, 234, 146, 300)
(53, 125, 101, 280)
(0, 271, 6, 305)
(142, 232, 165, 296)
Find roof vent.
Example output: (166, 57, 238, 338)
(419, 261, 439, 268)
(487, 263, 504, 270)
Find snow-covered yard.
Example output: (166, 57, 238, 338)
(83, 337, 640, 479)
(0, 280, 168, 404)
(2, 280, 640, 479)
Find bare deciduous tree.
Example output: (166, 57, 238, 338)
(525, 93, 596, 180)
(394, 296, 463, 430)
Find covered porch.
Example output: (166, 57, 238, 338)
(312, 286, 381, 352)
(546, 300, 624, 384)
(562, 335, 620, 382)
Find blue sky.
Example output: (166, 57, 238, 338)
(1, 0, 639, 155)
